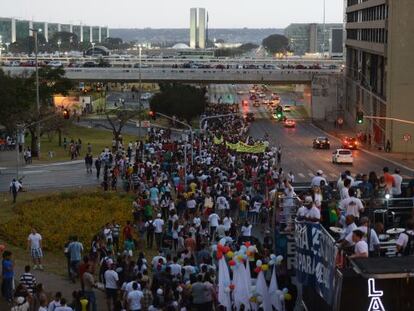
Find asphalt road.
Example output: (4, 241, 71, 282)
(1, 84, 413, 192)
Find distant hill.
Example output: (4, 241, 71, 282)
(109, 28, 284, 45)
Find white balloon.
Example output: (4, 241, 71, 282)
(282, 288, 289, 294)
(256, 260, 262, 267)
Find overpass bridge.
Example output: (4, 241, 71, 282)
(1, 66, 341, 84)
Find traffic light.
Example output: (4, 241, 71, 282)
(63, 109, 70, 119)
(356, 111, 364, 124)
(149, 110, 156, 121)
(276, 105, 283, 120)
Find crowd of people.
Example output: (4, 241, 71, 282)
(3, 101, 414, 311)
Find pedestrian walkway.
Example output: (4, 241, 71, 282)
(313, 120, 414, 172)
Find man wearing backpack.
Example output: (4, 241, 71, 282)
(144, 218, 155, 249)
(396, 219, 414, 256)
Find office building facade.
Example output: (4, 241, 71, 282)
(190, 8, 197, 48)
(189, 8, 208, 49)
(344, 0, 414, 152)
(284, 23, 343, 55)
(0, 17, 108, 44)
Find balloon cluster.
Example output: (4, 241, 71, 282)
(268, 254, 284, 266)
(275, 288, 292, 302)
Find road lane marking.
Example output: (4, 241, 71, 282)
(298, 173, 305, 178)
(308, 173, 314, 177)
(330, 173, 337, 178)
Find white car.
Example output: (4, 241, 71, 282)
(48, 61, 63, 67)
(332, 149, 353, 165)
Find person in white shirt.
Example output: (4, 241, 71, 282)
(340, 179, 351, 200)
(396, 220, 414, 256)
(170, 257, 182, 276)
(392, 168, 403, 197)
(27, 228, 43, 270)
(208, 211, 220, 240)
(305, 205, 321, 223)
(339, 188, 364, 219)
(127, 282, 143, 311)
(104, 265, 119, 311)
(343, 217, 380, 253)
(349, 229, 368, 258)
(296, 196, 313, 221)
(310, 170, 327, 187)
(216, 195, 229, 218)
(241, 221, 252, 237)
(153, 214, 165, 250)
(340, 215, 358, 240)
(222, 215, 233, 233)
(54, 298, 73, 311)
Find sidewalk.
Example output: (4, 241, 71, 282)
(313, 120, 414, 172)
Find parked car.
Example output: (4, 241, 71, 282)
(47, 61, 63, 68)
(83, 61, 97, 68)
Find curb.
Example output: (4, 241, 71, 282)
(311, 122, 414, 173)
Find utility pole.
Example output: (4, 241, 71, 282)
(30, 28, 42, 159)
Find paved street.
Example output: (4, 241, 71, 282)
(1, 83, 413, 193)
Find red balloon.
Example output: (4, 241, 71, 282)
(229, 284, 235, 290)
(223, 246, 230, 254)
(229, 260, 236, 266)
(244, 241, 251, 247)
(217, 251, 223, 260)
(254, 267, 261, 274)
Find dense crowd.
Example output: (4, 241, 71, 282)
(3, 102, 414, 311)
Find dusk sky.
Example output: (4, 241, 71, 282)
(3, 0, 343, 28)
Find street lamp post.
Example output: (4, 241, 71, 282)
(0, 35, 2, 63)
(30, 28, 42, 159)
(57, 40, 62, 57)
(138, 44, 144, 161)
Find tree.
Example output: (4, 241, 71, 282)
(49, 32, 79, 51)
(0, 67, 73, 156)
(214, 43, 259, 57)
(150, 83, 206, 124)
(262, 34, 289, 54)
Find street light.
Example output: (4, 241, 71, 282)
(57, 40, 62, 57)
(29, 28, 42, 158)
(136, 44, 144, 161)
(0, 35, 2, 63)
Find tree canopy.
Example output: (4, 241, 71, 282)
(150, 83, 207, 124)
(262, 34, 289, 54)
(214, 43, 259, 57)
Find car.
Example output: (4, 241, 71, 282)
(83, 61, 97, 68)
(253, 100, 260, 107)
(245, 113, 255, 122)
(258, 93, 266, 98)
(284, 119, 296, 128)
(282, 105, 292, 112)
(47, 61, 63, 68)
(236, 90, 246, 95)
(249, 94, 257, 100)
(313, 137, 330, 149)
(342, 137, 359, 149)
(332, 149, 353, 164)
(263, 99, 270, 105)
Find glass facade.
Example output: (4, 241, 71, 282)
(0, 18, 12, 43)
(0, 17, 106, 43)
(15, 20, 30, 41)
(83, 27, 91, 42)
(72, 25, 81, 42)
(48, 23, 59, 40)
(92, 26, 100, 42)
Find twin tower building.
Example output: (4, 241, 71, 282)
(190, 8, 208, 49)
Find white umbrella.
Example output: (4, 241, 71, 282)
(256, 270, 272, 311)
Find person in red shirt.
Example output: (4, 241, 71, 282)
(122, 221, 133, 240)
(383, 167, 395, 193)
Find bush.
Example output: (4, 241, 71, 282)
(0, 192, 134, 251)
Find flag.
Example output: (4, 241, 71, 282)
(256, 271, 272, 311)
(214, 136, 224, 145)
(218, 258, 232, 311)
(269, 266, 282, 311)
(233, 263, 251, 310)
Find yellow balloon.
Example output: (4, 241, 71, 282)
(284, 293, 292, 301)
(261, 264, 269, 271)
(226, 251, 234, 258)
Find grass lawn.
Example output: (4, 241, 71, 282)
(27, 123, 138, 163)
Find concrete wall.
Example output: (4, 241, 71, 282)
(386, 0, 414, 152)
(311, 74, 342, 121)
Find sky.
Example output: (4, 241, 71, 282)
(3, 0, 343, 28)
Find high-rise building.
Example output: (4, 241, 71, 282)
(330, 28, 343, 58)
(344, 0, 414, 152)
(198, 8, 206, 49)
(284, 23, 342, 55)
(0, 17, 109, 43)
(189, 8, 208, 49)
(190, 8, 197, 49)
